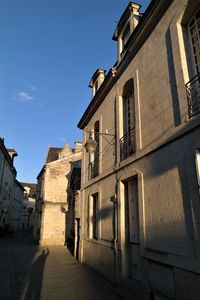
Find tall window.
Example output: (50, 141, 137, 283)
(186, 9, 200, 118)
(89, 121, 99, 178)
(120, 79, 135, 160)
(189, 9, 200, 74)
(92, 193, 98, 239)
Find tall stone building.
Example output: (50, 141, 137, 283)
(0, 138, 24, 231)
(78, 1, 200, 299)
(34, 142, 82, 245)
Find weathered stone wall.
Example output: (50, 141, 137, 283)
(80, 0, 200, 296)
(40, 202, 66, 245)
(39, 147, 82, 245)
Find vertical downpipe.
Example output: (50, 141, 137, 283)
(113, 95, 119, 283)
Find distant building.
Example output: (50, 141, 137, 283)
(78, 1, 200, 299)
(33, 142, 82, 245)
(20, 182, 36, 229)
(0, 138, 23, 230)
(9, 179, 24, 230)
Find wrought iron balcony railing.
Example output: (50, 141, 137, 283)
(186, 73, 200, 118)
(89, 160, 99, 179)
(120, 128, 135, 160)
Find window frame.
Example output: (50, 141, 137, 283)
(188, 8, 200, 75)
(92, 193, 98, 240)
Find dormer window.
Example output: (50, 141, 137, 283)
(122, 24, 130, 51)
(112, 2, 141, 63)
(89, 69, 106, 98)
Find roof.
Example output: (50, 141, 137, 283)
(7, 148, 16, 152)
(77, 0, 173, 129)
(45, 147, 63, 163)
(37, 165, 46, 180)
(20, 182, 37, 197)
(20, 182, 37, 190)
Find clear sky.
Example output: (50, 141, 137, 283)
(0, 0, 149, 183)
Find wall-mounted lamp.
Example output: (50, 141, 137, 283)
(84, 129, 115, 154)
(84, 138, 98, 154)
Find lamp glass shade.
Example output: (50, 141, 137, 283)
(85, 138, 97, 154)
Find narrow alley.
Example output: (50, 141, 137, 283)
(0, 232, 118, 300)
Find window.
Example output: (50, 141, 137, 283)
(89, 121, 99, 179)
(186, 9, 200, 118)
(92, 193, 98, 239)
(189, 9, 200, 74)
(120, 79, 135, 160)
(122, 24, 130, 51)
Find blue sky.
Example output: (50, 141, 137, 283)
(0, 0, 149, 183)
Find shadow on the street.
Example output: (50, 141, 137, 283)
(0, 232, 49, 300)
(23, 248, 49, 300)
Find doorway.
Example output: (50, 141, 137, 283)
(124, 176, 141, 280)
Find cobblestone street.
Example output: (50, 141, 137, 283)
(0, 232, 118, 300)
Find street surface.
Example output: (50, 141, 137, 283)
(0, 232, 118, 300)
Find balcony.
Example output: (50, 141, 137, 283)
(186, 73, 200, 118)
(120, 128, 135, 160)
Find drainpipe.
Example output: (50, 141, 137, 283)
(113, 95, 119, 283)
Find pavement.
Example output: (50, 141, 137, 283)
(0, 231, 118, 300)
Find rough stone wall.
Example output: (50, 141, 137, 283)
(40, 148, 82, 245)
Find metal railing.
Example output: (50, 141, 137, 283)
(120, 128, 135, 160)
(186, 73, 200, 118)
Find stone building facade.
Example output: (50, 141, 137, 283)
(78, 1, 200, 299)
(34, 142, 82, 245)
(0, 138, 24, 231)
(9, 179, 24, 230)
